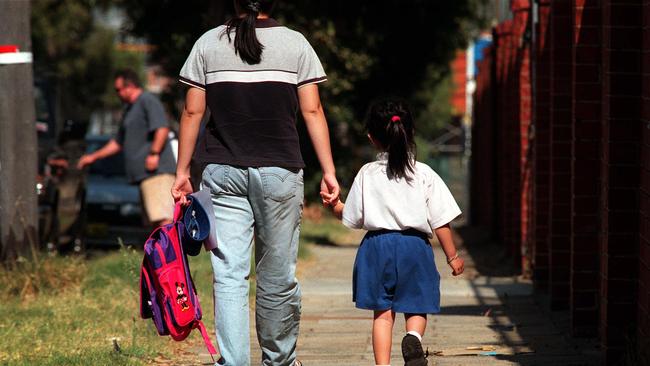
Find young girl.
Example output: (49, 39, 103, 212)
(323, 99, 465, 366)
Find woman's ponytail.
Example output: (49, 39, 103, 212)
(224, 0, 277, 65)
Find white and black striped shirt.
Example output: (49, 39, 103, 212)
(179, 18, 327, 168)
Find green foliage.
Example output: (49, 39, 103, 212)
(31, 0, 146, 120)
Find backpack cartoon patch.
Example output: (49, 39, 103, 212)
(175, 282, 190, 311)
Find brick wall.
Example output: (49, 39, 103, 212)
(570, 0, 602, 337)
(599, 0, 643, 362)
(471, 0, 649, 362)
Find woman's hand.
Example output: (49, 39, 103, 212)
(320, 173, 340, 206)
(171, 174, 193, 205)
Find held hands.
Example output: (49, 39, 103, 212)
(447, 254, 465, 276)
(320, 173, 340, 206)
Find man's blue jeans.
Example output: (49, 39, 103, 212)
(202, 164, 303, 366)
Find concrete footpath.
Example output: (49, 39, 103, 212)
(192, 228, 601, 366)
(256, 229, 600, 366)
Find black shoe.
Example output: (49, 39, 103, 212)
(401, 334, 428, 366)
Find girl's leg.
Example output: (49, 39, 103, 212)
(404, 313, 427, 336)
(402, 313, 428, 365)
(373, 309, 396, 365)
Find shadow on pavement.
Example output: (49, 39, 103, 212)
(433, 225, 601, 365)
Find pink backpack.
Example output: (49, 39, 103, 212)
(139, 204, 219, 360)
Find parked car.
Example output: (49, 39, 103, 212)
(84, 135, 148, 247)
(35, 81, 88, 253)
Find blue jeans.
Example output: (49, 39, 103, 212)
(202, 164, 304, 366)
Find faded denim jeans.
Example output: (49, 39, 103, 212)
(202, 164, 303, 366)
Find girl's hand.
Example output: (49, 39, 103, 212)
(171, 174, 193, 206)
(448, 255, 464, 276)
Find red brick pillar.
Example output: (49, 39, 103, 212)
(495, 22, 514, 250)
(513, 0, 533, 274)
(548, 0, 574, 310)
(570, 0, 602, 337)
(639, 0, 650, 345)
(533, 0, 552, 291)
(470, 46, 497, 230)
(600, 0, 643, 362)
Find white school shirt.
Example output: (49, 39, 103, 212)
(342, 154, 462, 238)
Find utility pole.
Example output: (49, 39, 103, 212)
(0, 1, 38, 264)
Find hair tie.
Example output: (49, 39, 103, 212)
(391, 115, 401, 123)
(247, 1, 261, 12)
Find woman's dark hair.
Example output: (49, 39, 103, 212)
(365, 98, 416, 180)
(223, 0, 277, 64)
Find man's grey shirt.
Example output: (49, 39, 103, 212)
(116, 91, 176, 183)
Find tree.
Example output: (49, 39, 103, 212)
(31, 0, 143, 122)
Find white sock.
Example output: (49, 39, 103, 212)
(407, 330, 422, 341)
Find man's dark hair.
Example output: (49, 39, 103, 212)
(114, 68, 142, 88)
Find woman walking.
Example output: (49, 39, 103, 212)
(172, 1, 340, 365)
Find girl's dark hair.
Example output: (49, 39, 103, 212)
(223, 0, 277, 64)
(365, 98, 416, 180)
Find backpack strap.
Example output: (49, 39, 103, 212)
(196, 320, 220, 359)
(173, 202, 184, 223)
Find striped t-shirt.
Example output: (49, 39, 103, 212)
(179, 18, 327, 168)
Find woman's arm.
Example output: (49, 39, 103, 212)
(298, 84, 340, 204)
(171, 87, 206, 204)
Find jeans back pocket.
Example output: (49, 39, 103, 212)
(259, 167, 302, 202)
(202, 164, 230, 195)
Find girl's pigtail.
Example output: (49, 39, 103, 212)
(386, 116, 415, 180)
(365, 98, 417, 181)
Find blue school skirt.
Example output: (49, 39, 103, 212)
(352, 229, 441, 314)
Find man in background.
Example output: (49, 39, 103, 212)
(78, 69, 176, 227)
